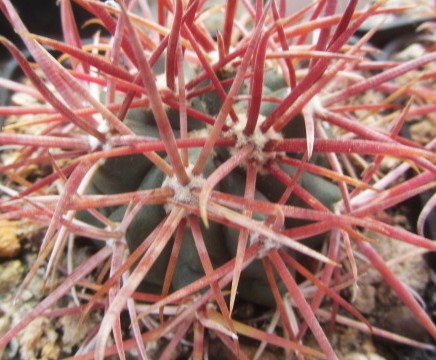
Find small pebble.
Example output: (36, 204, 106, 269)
(0, 260, 24, 293)
(0, 221, 21, 258)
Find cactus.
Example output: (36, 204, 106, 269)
(0, 0, 435, 358)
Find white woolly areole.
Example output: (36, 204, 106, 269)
(224, 114, 284, 172)
(305, 95, 323, 114)
(162, 164, 206, 213)
(208, 50, 220, 65)
(249, 232, 282, 258)
(156, 73, 169, 92)
(88, 121, 110, 150)
(88, 136, 101, 151)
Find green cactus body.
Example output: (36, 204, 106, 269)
(78, 65, 341, 306)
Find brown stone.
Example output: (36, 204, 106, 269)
(0, 221, 21, 258)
